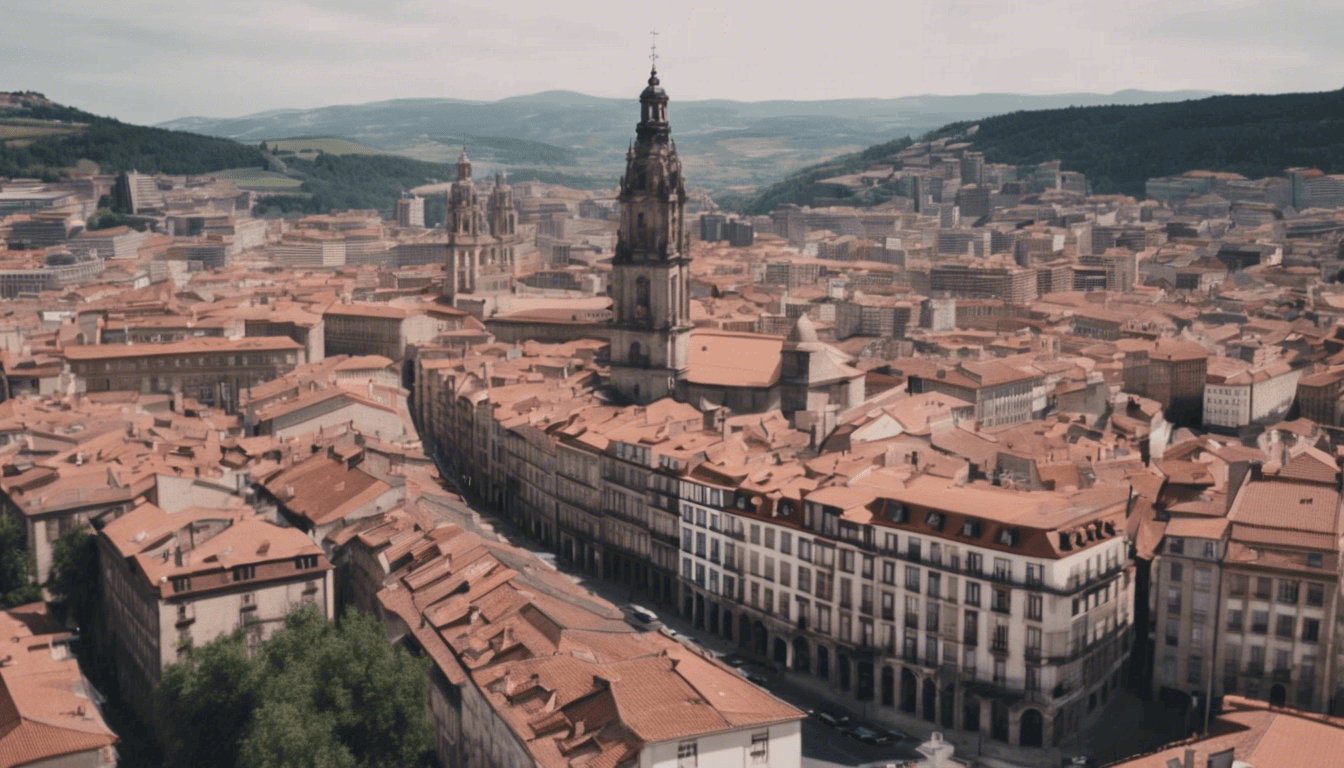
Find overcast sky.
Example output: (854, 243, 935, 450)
(6, 0, 1342, 125)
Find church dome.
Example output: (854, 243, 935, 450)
(787, 314, 819, 344)
(640, 70, 666, 100)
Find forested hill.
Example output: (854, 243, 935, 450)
(0, 92, 267, 180)
(734, 87, 1344, 211)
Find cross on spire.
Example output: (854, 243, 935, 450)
(649, 30, 659, 73)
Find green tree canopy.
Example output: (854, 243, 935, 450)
(156, 605, 433, 768)
(0, 511, 41, 608)
(45, 526, 98, 630)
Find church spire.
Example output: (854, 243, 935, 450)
(456, 146, 472, 182)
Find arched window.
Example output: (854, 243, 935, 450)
(629, 341, 644, 365)
(634, 276, 651, 324)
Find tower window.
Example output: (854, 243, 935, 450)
(635, 276, 651, 322)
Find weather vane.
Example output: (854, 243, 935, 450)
(650, 30, 659, 71)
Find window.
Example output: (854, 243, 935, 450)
(1254, 577, 1272, 599)
(750, 733, 768, 765)
(296, 554, 319, 569)
(1188, 655, 1203, 686)
(1166, 587, 1181, 614)
(1165, 620, 1179, 646)
(907, 538, 922, 562)
(1307, 582, 1325, 607)
(1168, 538, 1184, 555)
(991, 588, 1010, 614)
(1227, 609, 1243, 632)
(993, 558, 1011, 581)
(927, 573, 941, 600)
(233, 565, 256, 581)
(966, 552, 982, 575)
(1308, 553, 1323, 568)
(1169, 561, 1183, 581)
(750, 525, 760, 545)
(1303, 618, 1321, 643)
(840, 550, 855, 573)
(1251, 611, 1268, 635)
(965, 581, 981, 607)
(1026, 563, 1043, 587)
(1026, 593, 1042, 621)
(1230, 574, 1247, 596)
(780, 532, 792, 555)
(1278, 580, 1300, 605)
(1203, 541, 1216, 559)
(1275, 615, 1295, 639)
(172, 576, 191, 593)
(678, 741, 698, 768)
(1193, 566, 1212, 590)
(1026, 626, 1042, 660)
(905, 566, 920, 593)
(764, 529, 775, 549)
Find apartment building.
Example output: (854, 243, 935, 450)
(673, 468, 1131, 758)
(97, 502, 333, 719)
(1216, 463, 1344, 713)
(364, 520, 804, 768)
(62, 336, 303, 412)
(1203, 361, 1304, 429)
(322, 302, 465, 361)
(1121, 339, 1209, 425)
(907, 360, 1044, 428)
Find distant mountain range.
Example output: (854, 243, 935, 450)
(157, 89, 1220, 192)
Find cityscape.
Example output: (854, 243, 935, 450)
(5, 6, 1344, 768)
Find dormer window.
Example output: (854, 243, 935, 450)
(296, 555, 319, 570)
(925, 511, 945, 531)
(233, 565, 256, 581)
(172, 576, 191, 593)
(997, 528, 1020, 547)
(962, 519, 982, 537)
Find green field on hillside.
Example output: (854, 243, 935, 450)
(214, 167, 303, 189)
(264, 137, 384, 156)
(0, 118, 84, 146)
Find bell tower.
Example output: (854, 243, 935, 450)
(608, 59, 692, 404)
(444, 148, 496, 298)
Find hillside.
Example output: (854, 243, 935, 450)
(0, 91, 267, 180)
(927, 88, 1344, 196)
(157, 89, 1216, 193)
(736, 87, 1344, 211)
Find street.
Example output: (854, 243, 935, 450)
(456, 498, 926, 768)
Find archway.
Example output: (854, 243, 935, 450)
(1020, 708, 1044, 748)
(1270, 684, 1287, 707)
(739, 615, 751, 648)
(941, 682, 956, 728)
(991, 700, 1010, 742)
(856, 661, 874, 701)
(900, 668, 918, 713)
(694, 592, 705, 630)
(793, 637, 810, 673)
(774, 638, 789, 667)
(922, 678, 937, 721)
(963, 695, 981, 732)
(817, 645, 830, 680)
(881, 666, 895, 707)
(723, 610, 733, 641)
(838, 653, 851, 691)
(753, 622, 767, 657)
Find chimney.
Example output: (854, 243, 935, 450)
(1184, 747, 1195, 768)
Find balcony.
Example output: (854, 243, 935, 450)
(963, 633, 978, 647)
(882, 608, 895, 622)
(990, 639, 1010, 655)
(1271, 668, 1292, 683)
(904, 613, 919, 630)
(1025, 646, 1042, 663)
(1246, 664, 1265, 678)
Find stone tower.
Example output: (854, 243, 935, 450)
(487, 171, 519, 276)
(444, 148, 495, 298)
(608, 64, 692, 404)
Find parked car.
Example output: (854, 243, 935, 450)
(810, 706, 854, 729)
(720, 653, 750, 668)
(622, 604, 662, 631)
(844, 724, 895, 746)
(867, 725, 906, 743)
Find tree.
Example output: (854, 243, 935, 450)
(156, 604, 433, 768)
(45, 527, 99, 631)
(0, 511, 40, 607)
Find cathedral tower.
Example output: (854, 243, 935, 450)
(608, 64, 692, 404)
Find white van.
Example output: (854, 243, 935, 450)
(622, 604, 662, 631)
